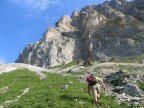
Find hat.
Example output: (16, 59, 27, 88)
(90, 74, 94, 76)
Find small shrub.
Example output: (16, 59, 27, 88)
(110, 78, 122, 86)
(139, 81, 144, 91)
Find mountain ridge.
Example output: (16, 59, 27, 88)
(16, 0, 144, 68)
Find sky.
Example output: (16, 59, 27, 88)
(0, 0, 107, 63)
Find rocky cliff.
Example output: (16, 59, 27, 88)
(15, 0, 144, 68)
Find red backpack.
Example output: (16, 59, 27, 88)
(86, 76, 97, 86)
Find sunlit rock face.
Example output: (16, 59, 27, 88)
(16, 0, 144, 67)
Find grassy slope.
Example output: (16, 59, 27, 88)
(0, 69, 130, 108)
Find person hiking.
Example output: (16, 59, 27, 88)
(86, 74, 106, 105)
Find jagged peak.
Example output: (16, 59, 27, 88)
(55, 15, 71, 27)
(43, 27, 60, 40)
(16, 0, 144, 70)
(71, 10, 80, 20)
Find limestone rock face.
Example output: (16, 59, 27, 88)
(16, 0, 144, 67)
(16, 28, 84, 67)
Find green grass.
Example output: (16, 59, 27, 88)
(110, 56, 144, 63)
(70, 71, 84, 75)
(110, 78, 122, 86)
(116, 65, 141, 73)
(0, 69, 136, 108)
(139, 81, 144, 91)
(49, 60, 77, 70)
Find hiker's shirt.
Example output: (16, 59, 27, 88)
(95, 77, 101, 83)
(88, 77, 101, 87)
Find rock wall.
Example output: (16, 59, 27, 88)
(16, 0, 144, 67)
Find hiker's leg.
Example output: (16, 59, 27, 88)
(91, 85, 98, 103)
(97, 92, 100, 100)
(96, 84, 101, 100)
(93, 89, 98, 102)
(94, 90, 101, 106)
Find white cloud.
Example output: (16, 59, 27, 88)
(9, 0, 59, 11)
(0, 57, 6, 63)
(8, 0, 60, 19)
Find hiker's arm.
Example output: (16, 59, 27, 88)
(100, 80, 106, 91)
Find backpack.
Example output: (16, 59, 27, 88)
(87, 76, 97, 86)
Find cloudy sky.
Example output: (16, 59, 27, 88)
(0, 0, 108, 63)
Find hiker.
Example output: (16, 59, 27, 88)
(86, 74, 106, 104)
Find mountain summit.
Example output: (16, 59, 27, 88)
(16, 0, 144, 68)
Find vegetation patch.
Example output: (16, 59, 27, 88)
(0, 69, 136, 108)
(49, 60, 77, 69)
(110, 71, 130, 86)
(110, 56, 144, 63)
(138, 81, 144, 91)
(116, 65, 140, 73)
(110, 77, 123, 86)
(70, 71, 84, 75)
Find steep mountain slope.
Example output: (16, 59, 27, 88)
(1, 62, 144, 107)
(16, 0, 144, 68)
(0, 68, 125, 108)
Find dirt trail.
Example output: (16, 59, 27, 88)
(1, 62, 144, 79)
(0, 63, 54, 79)
(95, 62, 144, 67)
(81, 62, 144, 77)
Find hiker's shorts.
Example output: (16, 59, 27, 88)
(90, 84, 101, 97)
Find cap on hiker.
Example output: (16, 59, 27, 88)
(90, 74, 94, 76)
